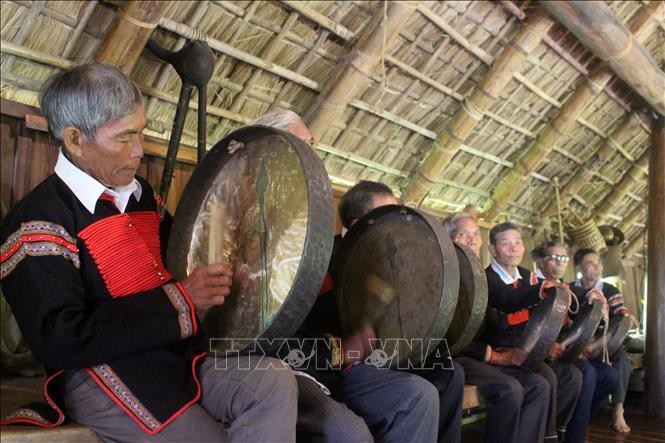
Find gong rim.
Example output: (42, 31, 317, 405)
(446, 242, 488, 356)
(520, 288, 569, 365)
(559, 300, 603, 363)
(166, 126, 334, 353)
(333, 204, 460, 368)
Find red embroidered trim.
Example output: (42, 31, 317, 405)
(87, 353, 206, 435)
(530, 272, 538, 286)
(99, 193, 116, 204)
(78, 211, 172, 297)
(0, 370, 66, 428)
(507, 309, 530, 326)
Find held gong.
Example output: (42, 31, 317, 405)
(167, 126, 334, 354)
(587, 315, 632, 360)
(519, 288, 569, 365)
(446, 242, 488, 356)
(558, 300, 603, 363)
(333, 205, 460, 369)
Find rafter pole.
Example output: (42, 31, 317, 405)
(400, 7, 555, 207)
(623, 232, 646, 258)
(95, 1, 167, 74)
(485, 1, 661, 222)
(304, 1, 420, 141)
(593, 149, 649, 223)
(617, 203, 647, 233)
(543, 112, 639, 219)
(645, 112, 665, 418)
(541, 1, 665, 116)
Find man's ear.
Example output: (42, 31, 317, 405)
(488, 244, 496, 258)
(62, 126, 84, 159)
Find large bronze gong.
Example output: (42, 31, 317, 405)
(446, 242, 488, 356)
(167, 126, 334, 354)
(587, 315, 632, 360)
(559, 300, 603, 363)
(333, 205, 459, 369)
(519, 288, 569, 365)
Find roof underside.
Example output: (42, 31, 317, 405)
(1, 0, 663, 258)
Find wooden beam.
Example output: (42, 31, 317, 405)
(400, 7, 555, 206)
(618, 203, 647, 233)
(304, 1, 420, 140)
(484, 1, 661, 221)
(645, 113, 665, 418)
(279, 1, 356, 42)
(541, 1, 665, 116)
(593, 148, 649, 223)
(95, 1, 167, 75)
(542, 112, 640, 219)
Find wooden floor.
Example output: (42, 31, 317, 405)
(586, 393, 665, 443)
(462, 392, 665, 443)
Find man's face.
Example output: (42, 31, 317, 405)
(489, 229, 524, 269)
(71, 107, 146, 187)
(538, 245, 569, 280)
(578, 253, 602, 281)
(452, 217, 482, 257)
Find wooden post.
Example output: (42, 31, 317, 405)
(304, 1, 420, 141)
(593, 149, 649, 223)
(95, 1, 168, 75)
(486, 1, 661, 221)
(400, 7, 554, 206)
(542, 113, 639, 219)
(541, 1, 665, 116)
(645, 113, 665, 417)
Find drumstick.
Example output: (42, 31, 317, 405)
(363, 274, 396, 327)
(560, 328, 582, 348)
(208, 202, 227, 264)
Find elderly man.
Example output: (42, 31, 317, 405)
(0, 64, 298, 442)
(443, 213, 549, 443)
(533, 241, 617, 443)
(324, 181, 464, 443)
(571, 248, 635, 434)
(485, 222, 583, 442)
(243, 109, 374, 442)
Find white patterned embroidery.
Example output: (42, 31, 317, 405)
(163, 284, 194, 338)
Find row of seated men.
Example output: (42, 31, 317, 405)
(0, 63, 634, 443)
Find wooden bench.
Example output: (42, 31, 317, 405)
(1, 375, 486, 441)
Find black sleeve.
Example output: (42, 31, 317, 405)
(485, 269, 543, 313)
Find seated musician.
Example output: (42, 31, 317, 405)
(250, 116, 440, 442)
(0, 64, 299, 442)
(484, 222, 582, 441)
(533, 241, 617, 443)
(571, 248, 636, 434)
(307, 180, 462, 443)
(445, 213, 550, 443)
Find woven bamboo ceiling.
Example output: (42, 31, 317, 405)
(1, 1, 664, 259)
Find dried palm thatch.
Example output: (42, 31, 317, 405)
(1, 0, 664, 261)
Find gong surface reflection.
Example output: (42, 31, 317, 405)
(187, 135, 308, 344)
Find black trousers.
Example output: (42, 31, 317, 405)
(533, 361, 583, 440)
(457, 357, 549, 443)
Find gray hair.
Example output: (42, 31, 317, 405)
(250, 108, 304, 130)
(442, 212, 476, 237)
(40, 64, 143, 143)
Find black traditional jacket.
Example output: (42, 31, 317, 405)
(0, 175, 202, 434)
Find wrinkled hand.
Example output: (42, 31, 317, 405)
(180, 263, 233, 311)
(342, 326, 376, 364)
(547, 342, 565, 361)
(586, 288, 607, 305)
(489, 347, 528, 367)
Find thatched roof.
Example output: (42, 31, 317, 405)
(1, 0, 664, 260)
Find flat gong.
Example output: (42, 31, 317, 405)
(587, 315, 631, 360)
(559, 300, 603, 363)
(446, 242, 488, 356)
(167, 126, 334, 354)
(519, 288, 569, 365)
(333, 205, 459, 369)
